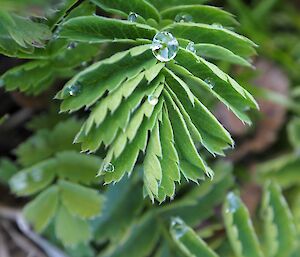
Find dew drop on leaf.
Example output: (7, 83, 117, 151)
(175, 13, 193, 23)
(186, 41, 196, 54)
(102, 162, 114, 173)
(67, 42, 78, 50)
(151, 32, 179, 62)
(128, 12, 138, 22)
(148, 95, 159, 106)
(66, 83, 82, 96)
(171, 218, 188, 239)
(212, 23, 223, 29)
(204, 78, 215, 89)
(226, 192, 240, 213)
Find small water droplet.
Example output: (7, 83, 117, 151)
(226, 192, 240, 213)
(212, 23, 223, 29)
(204, 78, 215, 89)
(67, 42, 78, 50)
(66, 83, 82, 96)
(175, 13, 193, 23)
(81, 61, 88, 68)
(128, 12, 138, 22)
(102, 162, 114, 173)
(170, 217, 188, 239)
(186, 41, 196, 54)
(151, 32, 179, 62)
(148, 95, 158, 106)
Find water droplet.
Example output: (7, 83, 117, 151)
(170, 217, 188, 239)
(128, 12, 138, 22)
(148, 95, 158, 106)
(67, 42, 78, 50)
(66, 83, 82, 96)
(212, 23, 223, 29)
(102, 162, 114, 173)
(204, 78, 215, 89)
(81, 61, 88, 68)
(175, 13, 193, 23)
(151, 32, 179, 62)
(226, 192, 240, 213)
(186, 41, 196, 54)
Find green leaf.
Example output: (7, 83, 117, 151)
(0, 158, 18, 184)
(23, 186, 59, 232)
(261, 182, 297, 257)
(288, 118, 300, 149)
(0, 11, 51, 49)
(164, 89, 207, 180)
(143, 122, 162, 201)
(9, 160, 56, 196)
(194, 43, 252, 67)
(170, 217, 219, 257)
(157, 108, 180, 202)
(15, 119, 81, 167)
(223, 192, 264, 257)
(1, 60, 53, 94)
(91, 0, 160, 21)
(166, 23, 256, 57)
(174, 49, 257, 124)
(55, 205, 92, 247)
(94, 175, 144, 242)
(147, 0, 208, 11)
(100, 212, 160, 257)
(59, 180, 104, 219)
(161, 5, 237, 26)
(56, 45, 155, 112)
(60, 16, 156, 43)
(55, 152, 102, 185)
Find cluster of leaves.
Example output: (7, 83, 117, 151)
(50, 0, 258, 202)
(2, 0, 299, 256)
(7, 118, 104, 247)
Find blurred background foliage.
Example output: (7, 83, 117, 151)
(0, 0, 300, 256)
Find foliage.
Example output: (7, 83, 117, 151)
(0, 0, 299, 256)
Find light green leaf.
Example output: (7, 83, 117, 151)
(288, 118, 300, 149)
(23, 186, 59, 232)
(60, 16, 156, 43)
(223, 192, 264, 257)
(194, 43, 252, 67)
(147, 0, 208, 11)
(91, 0, 160, 21)
(59, 180, 104, 219)
(261, 182, 297, 257)
(55, 205, 92, 247)
(161, 5, 237, 26)
(166, 23, 256, 57)
(9, 160, 56, 196)
(170, 217, 219, 257)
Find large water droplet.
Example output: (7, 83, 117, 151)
(151, 32, 179, 62)
(102, 162, 114, 173)
(128, 12, 138, 22)
(226, 192, 240, 213)
(170, 218, 188, 239)
(148, 95, 158, 106)
(186, 41, 196, 54)
(175, 13, 193, 23)
(67, 42, 78, 50)
(204, 78, 215, 89)
(66, 83, 82, 96)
